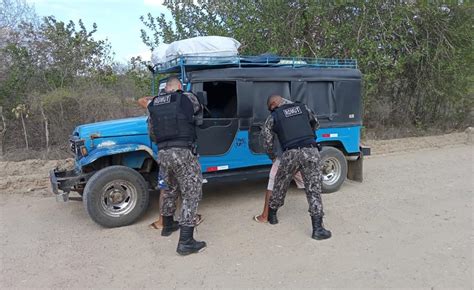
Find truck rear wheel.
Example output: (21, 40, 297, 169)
(320, 147, 347, 193)
(83, 166, 149, 228)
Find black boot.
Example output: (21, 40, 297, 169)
(311, 215, 331, 240)
(176, 226, 207, 256)
(268, 208, 278, 225)
(161, 216, 179, 237)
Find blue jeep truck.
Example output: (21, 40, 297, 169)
(50, 55, 370, 228)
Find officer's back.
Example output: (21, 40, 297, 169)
(148, 79, 199, 150)
(147, 77, 207, 256)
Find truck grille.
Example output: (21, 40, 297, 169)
(69, 136, 84, 157)
(70, 139, 76, 154)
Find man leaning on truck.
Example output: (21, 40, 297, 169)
(138, 95, 203, 232)
(262, 94, 331, 240)
(140, 77, 207, 255)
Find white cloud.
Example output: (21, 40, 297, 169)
(144, 0, 199, 7)
(134, 49, 151, 61)
(25, 0, 46, 3)
(143, 0, 164, 7)
(125, 43, 152, 62)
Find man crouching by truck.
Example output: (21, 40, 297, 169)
(138, 77, 206, 255)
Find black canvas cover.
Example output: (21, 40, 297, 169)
(189, 67, 362, 140)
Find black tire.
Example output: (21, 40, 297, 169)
(83, 166, 149, 228)
(320, 147, 347, 193)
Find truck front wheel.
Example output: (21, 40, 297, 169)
(83, 166, 149, 228)
(320, 147, 347, 193)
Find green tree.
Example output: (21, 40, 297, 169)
(1, 15, 114, 101)
(141, 1, 473, 132)
(0, 13, 122, 153)
(17, 16, 114, 91)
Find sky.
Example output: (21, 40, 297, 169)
(26, 0, 172, 63)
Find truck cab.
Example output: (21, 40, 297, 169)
(50, 55, 370, 228)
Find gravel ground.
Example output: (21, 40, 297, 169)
(0, 134, 472, 288)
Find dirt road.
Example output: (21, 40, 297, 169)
(0, 136, 473, 288)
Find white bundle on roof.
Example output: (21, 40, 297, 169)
(151, 43, 170, 65)
(152, 36, 241, 65)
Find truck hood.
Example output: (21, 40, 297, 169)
(75, 116, 148, 139)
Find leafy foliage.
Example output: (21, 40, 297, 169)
(0, 0, 472, 157)
(141, 1, 473, 130)
(0, 3, 149, 155)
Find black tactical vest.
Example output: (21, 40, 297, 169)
(147, 91, 196, 148)
(272, 103, 316, 150)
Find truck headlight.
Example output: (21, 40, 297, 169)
(80, 146, 88, 156)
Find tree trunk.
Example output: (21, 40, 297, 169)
(20, 112, 29, 150)
(40, 104, 49, 157)
(0, 106, 6, 156)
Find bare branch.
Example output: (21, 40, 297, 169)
(0, 106, 7, 156)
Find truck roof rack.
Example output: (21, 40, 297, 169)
(151, 55, 357, 94)
(154, 55, 357, 73)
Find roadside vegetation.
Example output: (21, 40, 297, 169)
(0, 0, 472, 160)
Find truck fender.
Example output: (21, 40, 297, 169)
(346, 145, 370, 182)
(77, 144, 156, 169)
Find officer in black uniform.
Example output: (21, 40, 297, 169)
(261, 94, 331, 240)
(147, 77, 207, 255)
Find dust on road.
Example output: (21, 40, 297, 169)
(0, 135, 472, 288)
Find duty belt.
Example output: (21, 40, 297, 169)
(157, 140, 193, 150)
(285, 143, 320, 151)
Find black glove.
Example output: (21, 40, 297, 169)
(191, 143, 198, 156)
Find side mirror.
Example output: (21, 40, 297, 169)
(196, 91, 208, 106)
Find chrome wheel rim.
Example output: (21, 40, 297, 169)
(322, 157, 341, 186)
(100, 180, 137, 217)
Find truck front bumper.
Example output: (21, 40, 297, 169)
(49, 169, 92, 202)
